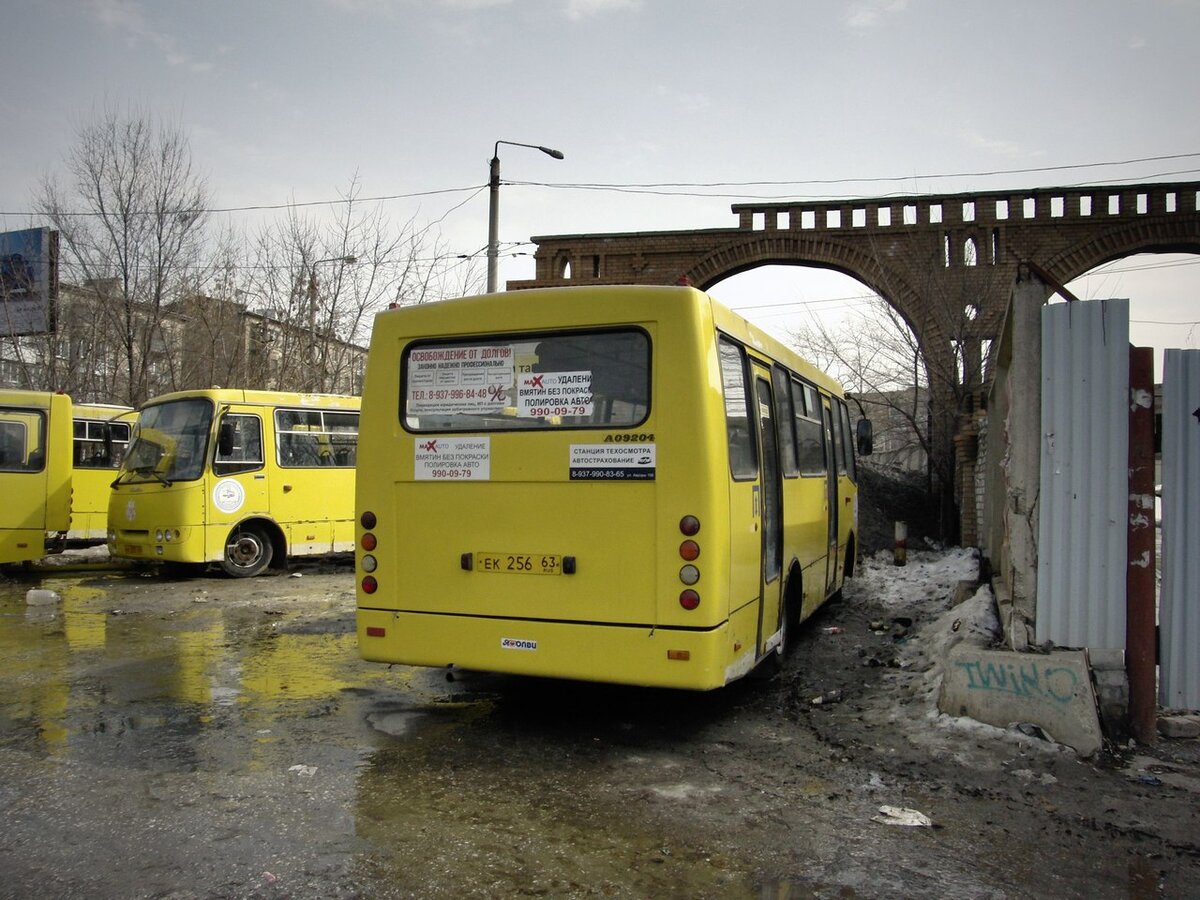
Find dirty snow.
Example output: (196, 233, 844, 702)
(842, 547, 1079, 766)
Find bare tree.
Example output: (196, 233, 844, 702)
(238, 177, 468, 393)
(791, 297, 931, 473)
(34, 106, 210, 405)
(791, 231, 1005, 542)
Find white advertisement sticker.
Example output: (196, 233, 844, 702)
(407, 345, 514, 414)
(569, 443, 656, 481)
(518, 371, 594, 418)
(414, 436, 491, 480)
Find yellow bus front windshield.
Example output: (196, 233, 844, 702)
(404, 329, 650, 432)
(117, 397, 213, 485)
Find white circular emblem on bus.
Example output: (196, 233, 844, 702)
(212, 479, 245, 514)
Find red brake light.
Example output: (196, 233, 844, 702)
(679, 540, 699, 561)
(361, 511, 377, 529)
(361, 576, 378, 594)
(361, 533, 377, 551)
(679, 590, 700, 610)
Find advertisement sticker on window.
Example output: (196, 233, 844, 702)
(407, 346, 514, 414)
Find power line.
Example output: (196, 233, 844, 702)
(5, 152, 1198, 219)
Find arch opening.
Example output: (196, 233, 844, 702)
(1061, 251, 1200, 378)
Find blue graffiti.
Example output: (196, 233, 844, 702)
(954, 659, 1079, 705)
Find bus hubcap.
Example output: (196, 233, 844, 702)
(229, 535, 263, 565)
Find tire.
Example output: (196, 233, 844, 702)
(220, 524, 274, 577)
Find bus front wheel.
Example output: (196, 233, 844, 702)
(222, 525, 273, 577)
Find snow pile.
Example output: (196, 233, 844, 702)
(845, 548, 1070, 765)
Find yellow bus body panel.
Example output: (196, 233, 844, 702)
(356, 286, 856, 689)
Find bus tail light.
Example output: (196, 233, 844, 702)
(361, 532, 377, 551)
(679, 515, 700, 536)
(679, 590, 700, 610)
(362, 575, 378, 594)
(679, 565, 699, 585)
(361, 510, 377, 530)
(679, 540, 699, 560)
(366, 626, 385, 637)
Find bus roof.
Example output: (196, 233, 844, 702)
(0, 389, 71, 411)
(136, 389, 361, 412)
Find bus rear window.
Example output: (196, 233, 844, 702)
(402, 329, 650, 432)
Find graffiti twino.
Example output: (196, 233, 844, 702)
(953, 658, 1079, 705)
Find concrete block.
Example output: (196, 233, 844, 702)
(1157, 716, 1200, 740)
(939, 647, 1103, 757)
(1086, 647, 1124, 671)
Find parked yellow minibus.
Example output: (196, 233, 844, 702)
(0, 390, 72, 564)
(108, 389, 359, 576)
(355, 285, 870, 689)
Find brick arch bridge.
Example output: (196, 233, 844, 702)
(510, 181, 1200, 542)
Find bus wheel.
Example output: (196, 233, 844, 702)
(221, 525, 273, 577)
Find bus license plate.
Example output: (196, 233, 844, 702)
(124, 544, 143, 555)
(475, 553, 562, 575)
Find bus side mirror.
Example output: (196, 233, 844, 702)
(217, 420, 235, 457)
(856, 419, 874, 456)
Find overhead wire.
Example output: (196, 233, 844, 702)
(5, 151, 1198, 219)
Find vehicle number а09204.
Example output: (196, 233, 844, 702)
(475, 552, 562, 575)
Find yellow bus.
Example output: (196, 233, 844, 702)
(0, 390, 73, 564)
(0, 393, 134, 563)
(355, 285, 871, 689)
(108, 389, 360, 576)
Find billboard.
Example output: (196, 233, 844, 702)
(0, 227, 58, 337)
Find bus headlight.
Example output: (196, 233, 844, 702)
(154, 529, 164, 542)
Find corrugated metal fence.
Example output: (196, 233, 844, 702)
(1160, 349, 1200, 708)
(1037, 299, 1129, 650)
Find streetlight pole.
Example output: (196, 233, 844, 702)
(487, 140, 564, 294)
(305, 255, 356, 391)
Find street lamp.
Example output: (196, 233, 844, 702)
(306, 255, 357, 391)
(487, 140, 564, 294)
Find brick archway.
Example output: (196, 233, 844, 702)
(511, 182, 1200, 542)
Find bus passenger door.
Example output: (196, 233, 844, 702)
(212, 413, 269, 517)
(822, 401, 839, 597)
(753, 369, 784, 655)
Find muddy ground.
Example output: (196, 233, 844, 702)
(1, 543, 1198, 898)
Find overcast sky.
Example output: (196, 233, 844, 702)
(2, 0, 1198, 364)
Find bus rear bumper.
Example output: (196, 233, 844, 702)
(356, 607, 745, 691)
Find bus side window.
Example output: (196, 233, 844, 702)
(719, 338, 757, 480)
(830, 398, 845, 475)
(792, 380, 827, 476)
(772, 366, 798, 477)
(214, 414, 264, 476)
(837, 400, 857, 480)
